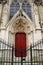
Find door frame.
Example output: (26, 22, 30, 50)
(15, 32, 26, 57)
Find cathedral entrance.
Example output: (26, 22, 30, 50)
(15, 33, 26, 57)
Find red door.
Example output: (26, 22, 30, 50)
(15, 33, 26, 57)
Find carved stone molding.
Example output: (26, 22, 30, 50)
(0, 0, 7, 4)
(12, 18, 30, 32)
(34, 0, 43, 6)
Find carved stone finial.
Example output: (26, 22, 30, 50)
(19, 3, 22, 11)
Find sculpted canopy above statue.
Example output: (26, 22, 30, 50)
(34, 0, 43, 6)
(0, 0, 7, 4)
(13, 19, 26, 31)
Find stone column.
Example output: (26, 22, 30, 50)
(31, 4, 42, 42)
(0, 4, 2, 20)
(1, 3, 9, 27)
(33, 5, 41, 29)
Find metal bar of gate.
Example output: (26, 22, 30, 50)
(30, 45, 32, 65)
(21, 57, 23, 65)
(11, 46, 14, 65)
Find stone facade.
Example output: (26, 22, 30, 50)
(0, 0, 43, 48)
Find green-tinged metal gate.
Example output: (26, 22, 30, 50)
(0, 39, 43, 65)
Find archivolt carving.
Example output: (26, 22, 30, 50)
(13, 18, 28, 31)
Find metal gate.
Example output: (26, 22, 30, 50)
(0, 38, 43, 65)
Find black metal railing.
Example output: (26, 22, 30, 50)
(0, 39, 43, 65)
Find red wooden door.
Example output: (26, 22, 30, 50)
(15, 33, 26, 57)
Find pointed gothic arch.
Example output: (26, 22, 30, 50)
(6, 6, 34, 31)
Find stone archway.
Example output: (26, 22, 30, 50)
(8, 17, 33, 50)
(8, 17, 34, 61)
(12, 17, 31, 32)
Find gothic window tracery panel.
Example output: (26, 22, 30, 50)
(10, 3, 20, 19)
(10, 2, 32, 20)
(22, 3, 32, 20)
(13, 0, 28, 3)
